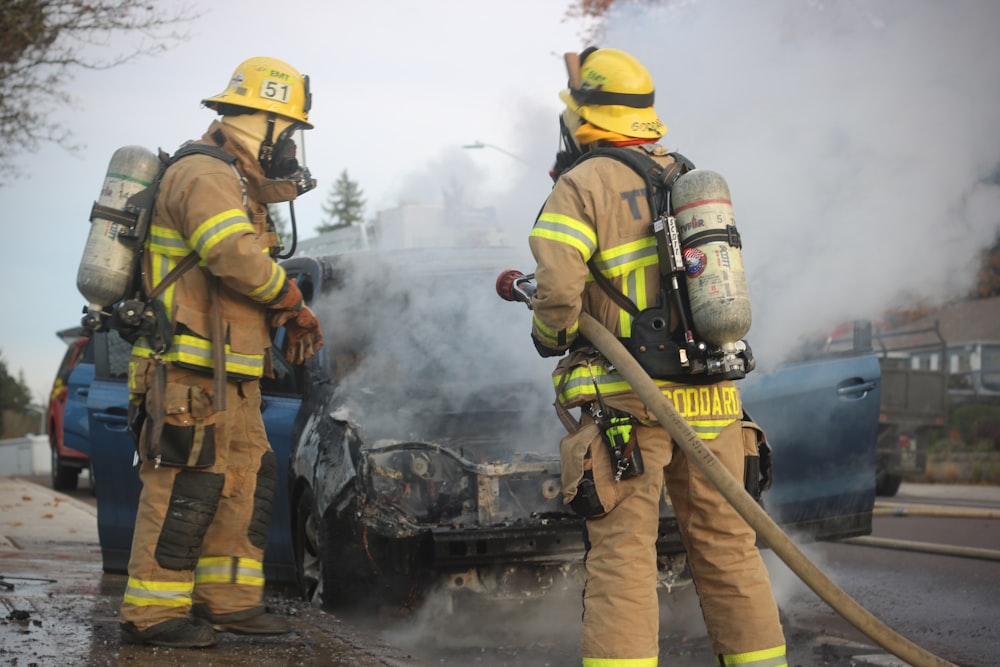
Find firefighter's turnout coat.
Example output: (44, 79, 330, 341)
(529, 144, 787, 667)
(120, 121, 299, 630)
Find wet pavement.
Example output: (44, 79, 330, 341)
(3, 474, 996, 666)
(0, 476, 429, 666)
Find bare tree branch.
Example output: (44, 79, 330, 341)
(0, 0, 200, 185)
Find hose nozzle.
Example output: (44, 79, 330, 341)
(496, 269, 537, 306)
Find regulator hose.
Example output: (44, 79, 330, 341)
(577, 312, 957, 667)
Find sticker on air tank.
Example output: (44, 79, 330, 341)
(684, 247, 706, 278)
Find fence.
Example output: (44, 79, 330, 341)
(0, 435, 50, 476)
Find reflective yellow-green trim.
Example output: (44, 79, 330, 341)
(591, 237, 657, 278)
(532, 313, 579, 347)
(718, 645, 787, 667)
(165, 333, 265, 378)
(148, 224, 191, 257)
(556, 365, 741, 439)
(247, 262, 285, 303)
(531, 213, 598, 259)
(190, 209, 253, 257)
(122, 576, 193, 608)
(195, 556, 265, 587)
(582, 657, 658, 667)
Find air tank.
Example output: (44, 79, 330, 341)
(76, 145, 160, 320)
(671, 169, 751, 351)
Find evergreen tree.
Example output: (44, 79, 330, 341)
(0, 350, 32, 436)
(317, 170, 366, 232)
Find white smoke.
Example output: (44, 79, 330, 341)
(389, 0, 1000, 370)
(597, 0, 1000, 366)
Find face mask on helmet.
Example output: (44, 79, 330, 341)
(259, 118, 317, 195)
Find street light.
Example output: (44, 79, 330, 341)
(462, 140, 528, 165)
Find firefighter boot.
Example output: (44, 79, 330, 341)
(192, 603, 292, 635)
(120, 617, 218, 648)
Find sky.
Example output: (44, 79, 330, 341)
(2, 0, 999, 406)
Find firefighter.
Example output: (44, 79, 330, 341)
(118, 56, 323, 648)
(527, 47, 788, 666)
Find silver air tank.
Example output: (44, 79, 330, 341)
(76, 146, 160, 325)
(671, 169, 751, 352)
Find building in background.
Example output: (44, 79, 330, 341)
(295, 204, 507, 257)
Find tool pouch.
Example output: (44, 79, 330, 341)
(599, 410, 643, 481)
(741, 415, 773, 504)
(143, 370, 218, 468)
(559, 422, 610, 518)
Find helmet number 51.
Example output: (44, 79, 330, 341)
(260, 79, 290, 103)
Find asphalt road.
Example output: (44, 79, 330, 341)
(8, 477, 999, 666)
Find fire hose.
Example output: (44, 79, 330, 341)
(856, 503, 1000, 561)
(496, 270, 957, 667)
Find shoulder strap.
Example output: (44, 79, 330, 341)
(168, 142, 237, 168)
(576, 146, 695, 314)
(577, 146, 695, 219)
(587, 257, 640, 316)
(139, 143, 240, 297)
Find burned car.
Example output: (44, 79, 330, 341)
(284, 247, 588, 607)
(282, 246, 881, 610)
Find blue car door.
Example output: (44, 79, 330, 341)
(740, 343, 881, 541)
(63, 339, 95, 458)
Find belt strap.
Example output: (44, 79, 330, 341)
(209, 274, 227, 414)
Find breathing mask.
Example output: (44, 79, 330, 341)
(259, 116, 317, 196)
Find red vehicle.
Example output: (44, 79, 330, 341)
(48, 327, 92, 491)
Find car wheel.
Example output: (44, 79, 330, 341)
(293, 486, 379, 610)
(51, 444, 80, 491)
(293, 487, 325, 606)
(875, 470, 902, 496)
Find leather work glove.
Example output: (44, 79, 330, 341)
(270, 278, 304, 322)
(282, 305, 323, 365)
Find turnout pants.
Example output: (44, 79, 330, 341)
(576, 418, 786, 666)
(120, 367, 277, 630)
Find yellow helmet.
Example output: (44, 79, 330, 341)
(559, 48, 665, 139)
(203, 56, 313, 128)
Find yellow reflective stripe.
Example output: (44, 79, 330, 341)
(587, 238, 657, 338)
(247, 262, 285, 303)
(719, 645, 787, 667)
(532, 313, 579, 347)
(162, 333, 264, 377)
(556, 367, 741, 440)
(591, 237, 658, 278)
(619, 268, 651, 337)
(531, 213, 598, 259)
(147, 224, 190, 257)
(147, 250, 181, 313)
(131, 342, 152, 357)
(190, 209, 253, 257)
(195, 557, 265, 587)
(582, 657, 658, 667)
(122, 576, 193, 608)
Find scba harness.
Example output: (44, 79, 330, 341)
(575, 146, 755, 384)
(96, 143, 239, 352)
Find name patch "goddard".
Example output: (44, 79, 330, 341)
(662, 384, 741, 419)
